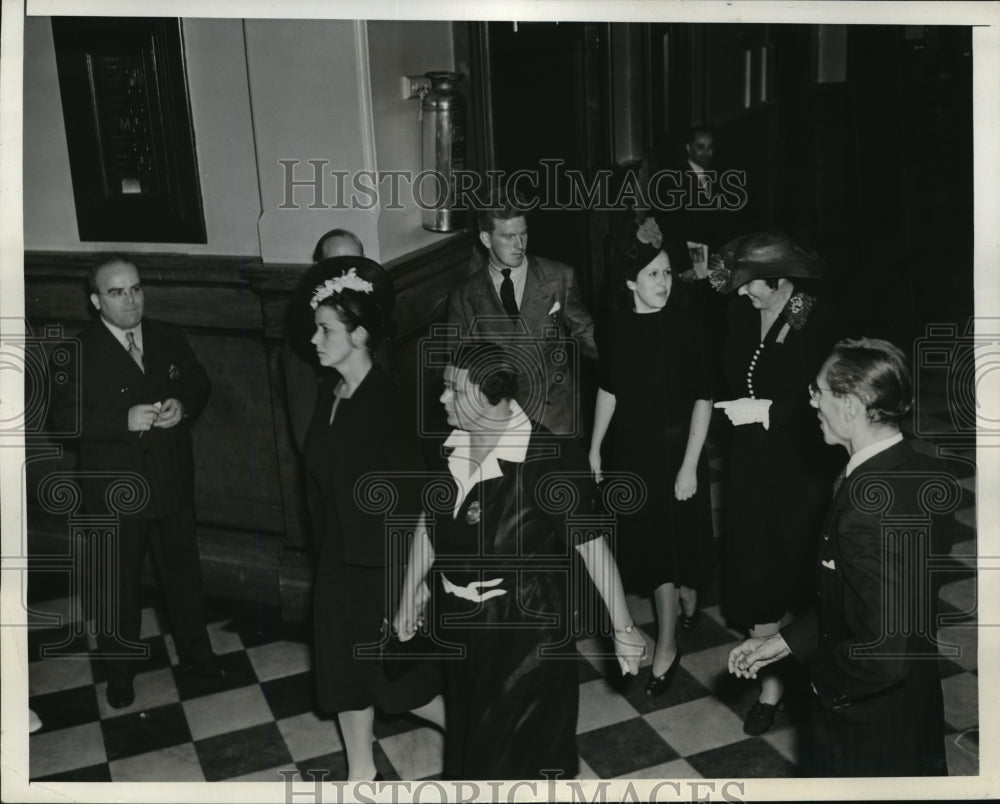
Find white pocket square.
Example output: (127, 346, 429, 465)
(821, 559, 836, 571)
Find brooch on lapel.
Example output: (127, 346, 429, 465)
(783, 292, 815, 331)
(465, 500, 481, 525)
(168, 364, 181, 381)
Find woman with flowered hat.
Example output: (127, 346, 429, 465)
(710, 232, 842, 736)
(589, 217, 716, 697)
(302, 256, 443, 780)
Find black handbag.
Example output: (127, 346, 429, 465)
(591, 479, 610, 517)
(378, 618, 431, 682)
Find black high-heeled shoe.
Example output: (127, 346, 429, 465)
(645, 651, 681, 697)
(678, 608, 702, 632)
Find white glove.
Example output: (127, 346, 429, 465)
(441, 575, 507, 603)
(715, 398, 772, 430)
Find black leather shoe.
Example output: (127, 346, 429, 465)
(106, 679, 135, 709)
(645, 651, 681, 697)
(678, 608, 702, 632)
(743, 699, 780, 736)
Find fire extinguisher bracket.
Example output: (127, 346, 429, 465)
(401, 75, 432, 102)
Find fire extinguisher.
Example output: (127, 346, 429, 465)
(421, 71, 466, 233)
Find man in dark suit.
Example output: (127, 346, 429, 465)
(728, 337, 956, 775)
(52, 256, 221, 708)
(652, 124, 734, 385)
(447, 193, 597, 437)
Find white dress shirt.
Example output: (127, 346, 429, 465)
(101, 317, 144, 354)
(845, 432, 904, 477)
(487, 260, 527, 309)
(444, 400, 532, 517)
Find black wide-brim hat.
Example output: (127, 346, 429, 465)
(286, 255, 393, 360)
(709, 231, 826, 294)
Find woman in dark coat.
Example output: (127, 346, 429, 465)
(589, 218, 716, 696)
(710, 232, 841, 736)
(393, 342, 645, 780)
(302, 257, 443, 781)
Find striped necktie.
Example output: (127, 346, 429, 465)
(126, 331, 144, 372)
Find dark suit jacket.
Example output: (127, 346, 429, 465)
(783, 439, 955, 775)
(302, 365, 428, 566)
(446, 255, 597, 436)
(51, 317, 211, 519)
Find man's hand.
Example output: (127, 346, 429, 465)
(728, 634, 791, 679)
(128, 403, 161, 433)
(153, 398, 185, 429)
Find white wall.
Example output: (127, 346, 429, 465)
(22, 17, 459, 264)
(244, 19, 381, 263)
(22, 18, 80, 249)
(367, 21, 459, 262)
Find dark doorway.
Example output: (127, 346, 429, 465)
(487, 21, 611, 303)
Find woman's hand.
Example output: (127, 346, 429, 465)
(613, 627, 646, 676)
(393, 581, 430, 642)
(674, 464, 698, 500)
(588, 450, 603, 483)
(714, 398, 772, 430)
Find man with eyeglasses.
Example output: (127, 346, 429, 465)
(51, 256, 223, 709)
(728, 337, 956, 776)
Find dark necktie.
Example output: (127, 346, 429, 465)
(499, 269, 518, 317)
(832, 468, 847, 498)
(126, 331, 144, 372)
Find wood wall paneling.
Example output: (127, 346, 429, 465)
(26, 237, 475, 617)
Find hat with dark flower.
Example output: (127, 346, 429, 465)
(614, 216, 666, 283)
(709, 231, 826, 294)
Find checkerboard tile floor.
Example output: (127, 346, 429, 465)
(25, 396, 979, 781)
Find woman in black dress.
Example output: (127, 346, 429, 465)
(589, 219, 715, 696)
(394, 342, 645, 779)
(709, 232, 841, 735)
(302, 257, 443, 781)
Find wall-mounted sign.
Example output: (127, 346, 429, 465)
(51, 18, 206, 243)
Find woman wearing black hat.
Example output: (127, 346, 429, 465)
(302, 257, 443, 780)
(589, 219, 716, 696)
(710, 232, 841, 736)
